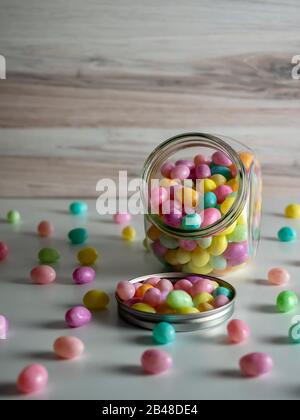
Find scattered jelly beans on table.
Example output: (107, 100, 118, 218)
(38, 248, 60, 264)
(69, 201, 88, 215)
(16, 364, 48, 394)
(77, 247, 99, 266)
(141, 349, 173, 375)
(0, 241, 9, 261)
(37, 221, 54, 238)
(68, 228, 88, 245)
(0, 314, 8, 340)
(227, 319, 250, 344)
(30, 265, 56, 285)
(113, 212, 132, 224)
(83, 290, 110, 310)
(277, 227, 297, 242)
(239, 353, 273, 378)
(7, 209, 21, 225)
(285, 203, 300, 219)
(268, 268, 290, 286)
(53, 336, 85, 360)
(72, 266, 96, 284)
(276, 291, 298, 313)
(65, 306, 92, 328)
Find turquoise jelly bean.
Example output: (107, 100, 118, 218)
(181, 213, 201, 230)
(289, 322, 300, 344)
(210, 255, 227, 271)
(213, 287, 233, 299)
(228, 225, 248, 242)
(153, 322, 176, 344)
(70, 201, 88, 215)
(68, 228, 88, 245)
(210, 165, 232, 181)
(277, 227, 297, 242)
(204, 192, 217, 209)
(159, 234, 178, 249)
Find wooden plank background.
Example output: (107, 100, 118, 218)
(0, 0, 299, 197)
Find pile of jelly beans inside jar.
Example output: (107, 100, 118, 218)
(145, 149, 261, 275)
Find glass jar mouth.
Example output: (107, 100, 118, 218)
(141, 132, 249, 239)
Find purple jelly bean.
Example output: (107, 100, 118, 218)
(227, 253, 249, 267)
(212, 151, 232, 167)
(161, 162, 175, 178)
(163, 213, 182, 227)
(223, 242, 248, 260)
(72, 267, 96, 285)
(0, 315, 8, 340)
(170, 164, 190, 180)
(175, 159, 195, 169)
(195, 164, 211, 179)
(65, 306, 92, 328)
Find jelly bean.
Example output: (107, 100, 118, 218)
(122, 226, 136, 241)
(203, 179, 217, 193)
(38, 221, 54, 237)
(210, 255, 227, 271)
(38, 248, 60, 264)
(213, 295, 230, 308)
(0, 314, 8, 339)
(210, 165, 232, 180)
(161, 162, 175, 178)
(134, 283, 143, 290)
(276, 291, 298, 313)
(153, 322, 176, 344)
(184, 261, 213, 275)
(213, 287, 232, 299)
(191, 247, 210, 268)
(69, 201, 88, 215)
(227, 178, 239, 192)
(156, 304, 177, 315)
(164, 249, 179, 265)
(166, 290, 193, 309)
(227, 253, 249, 267)
(141, 349, 172, 374)
(151, 240, 168, 257)
(30, 265, 56, 285)
(197, 237, 212, 249)
(185, 275, 205, 283)
(160, 234, 178, 249)
(285, 204, 300, 219)
(179, 239, 197, 251)
(210, 174, 227, 187)
(220, 194, 236, 214)
(143, 237, 150, 251)
(277, 227, 297, 242)
(136, 284, 153, 298)
(68, 228, 88, 245)
(65, 306, 92, 328)
(198, 302, 214, 312)
(223, 242, 248, 260)
(17, 364, 48, 394)
(7, 209, 21, 224)
(131, 303, 156, 313)
(116, 280, 135, 301)
(239, 353, 273, 377)
(163, 212, 182, 228)
(289, 322, 300, 344)
(77, 247, 99, 265)
(147, 225, 161, 241)
(228, 225, 248, 242)
(170, 164, 190, 180)
(53, 336, 84, 359)
(157, 279, 174, 293)
(175, 186, 199, 208)
(227, 319, 250, 343)
(176, 248, 192, 264)
(268, 268, 290, 286)
(143, 288, 161, 307)
(113, 212, 131, 224)
(208, 236, 228, 256)
(0, 242, 9, 261)
(150, 187, 168, 208)
(72, 266, 95, 285)
(239, 152, 254, 172)
(212, 151, 232, 167)
(182, 213, 201, 230)
(83, 290, 110, 310)
(175, 159, 195, 169)
(201, 208, 222, 228)
(174, 279, 193, 293)
(214, 185, 232, 204)
(177, 307, 199, 314)
(204, 192, 217, 209)
(195, 164, 211, 179)
(193, 292, 214, 307)
(145, 277, 161, 286)
(210, 280, 219, 290)
(190, 279, 214, 296)
(194, 154, 207, 166)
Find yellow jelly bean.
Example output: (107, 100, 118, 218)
(211, 281, 219, 290)
(131, 303, 156, 313)
(83, 290, 110, 310)
(164, 249, 179, 266)
(239, 152, 254, 172)
(175, 187, 199, 208)
(147, 225, 161, 241)
(191, 247, 210, 268)
(193, 292, 214, 307)
(285, 204, 300, 219)
(210, 174, 227, 187)
(176, 248, 192, 265)
(183, 261, 213, 275)
(226, 178, 239, 192)
(237, 211, 247, 225)
(177, 307, 200, 314)
(208, 236, 228, 256)
(220, 195, 236, 214)
(198, 302, 214, 312)
(122, 225, 136, 241)
(203, 179, 217, 193)
(220, 221, 237, 236)
(77, 247, 99, 266)
(159, 178, 178, 188)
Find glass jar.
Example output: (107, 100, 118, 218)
(141, 132, 262, 276)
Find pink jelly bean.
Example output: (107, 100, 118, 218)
(37, 221, 54, 238)
(195, 164, 211, 179)
(201, 208, 222, 228)
(174, 279, 193, 293)
(194, 154, 207, 166)
(178, 239, 197, 251)
(187, 167, 196, 181)
(268, 268, 290, 286)
(17, 364, 48, 394)
(185, 275, 205, 284)
(72, 266, 96, 285)
(151, 240, 168, 257)
(53, 336, 84, 359)
(0, 314, 8, 340)
(141, 349, 173, 375)
(175, 159, 195, 169)
(239, 353, 273, 378)
(30, 265, 56, 285)
(0, 242, 9, 262)
(150, 187, 169, 208)
(145, 277, 161, 286)
(163, 212, 182, 227)
(190, 279, 214, 296)
(212, 151, 232, 167)
(113, 212, 132, 224)
(143, 288, 161, 307)
(223, 242, 248, 260)
(227, 254, 249, 267)
(156, 279, 174, 293)
(161, 162, 175, 178)
(65, 306, 92, 328)
(227, 319, 251, 344)
(213, 295, 230, 308)
(214, 185, 233, 204)
(170, 164, 190, 180)
(116, 280, 136, 300)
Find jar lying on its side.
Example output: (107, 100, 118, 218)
(141, 132, 262, 276)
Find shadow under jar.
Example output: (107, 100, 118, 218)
(141, 132, 262, 276)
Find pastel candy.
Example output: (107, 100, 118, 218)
(0, 315, 8, 340)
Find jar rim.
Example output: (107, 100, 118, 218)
(141, 132, 250, 239)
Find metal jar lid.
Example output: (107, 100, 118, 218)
(116, 272, 236, 332)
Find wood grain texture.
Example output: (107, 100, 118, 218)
(0, 0, 299, 196)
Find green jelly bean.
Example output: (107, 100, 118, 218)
(159, 234, 178, 249)
(289, 322, 300, 344)
(68, 228, 88, 245)
(210, 255, 227, 271)
(228, 225, 248, 242)
(166, 290, 193, 309)
(276, 291, 298, 313)
(7, 210, 21, 224)
(198, 237, 213, 249)
(38, 248, 60, 264)
(69, 201, 88, 215)
(210, 165, 232, 181)
(277, 227, 297, 242)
